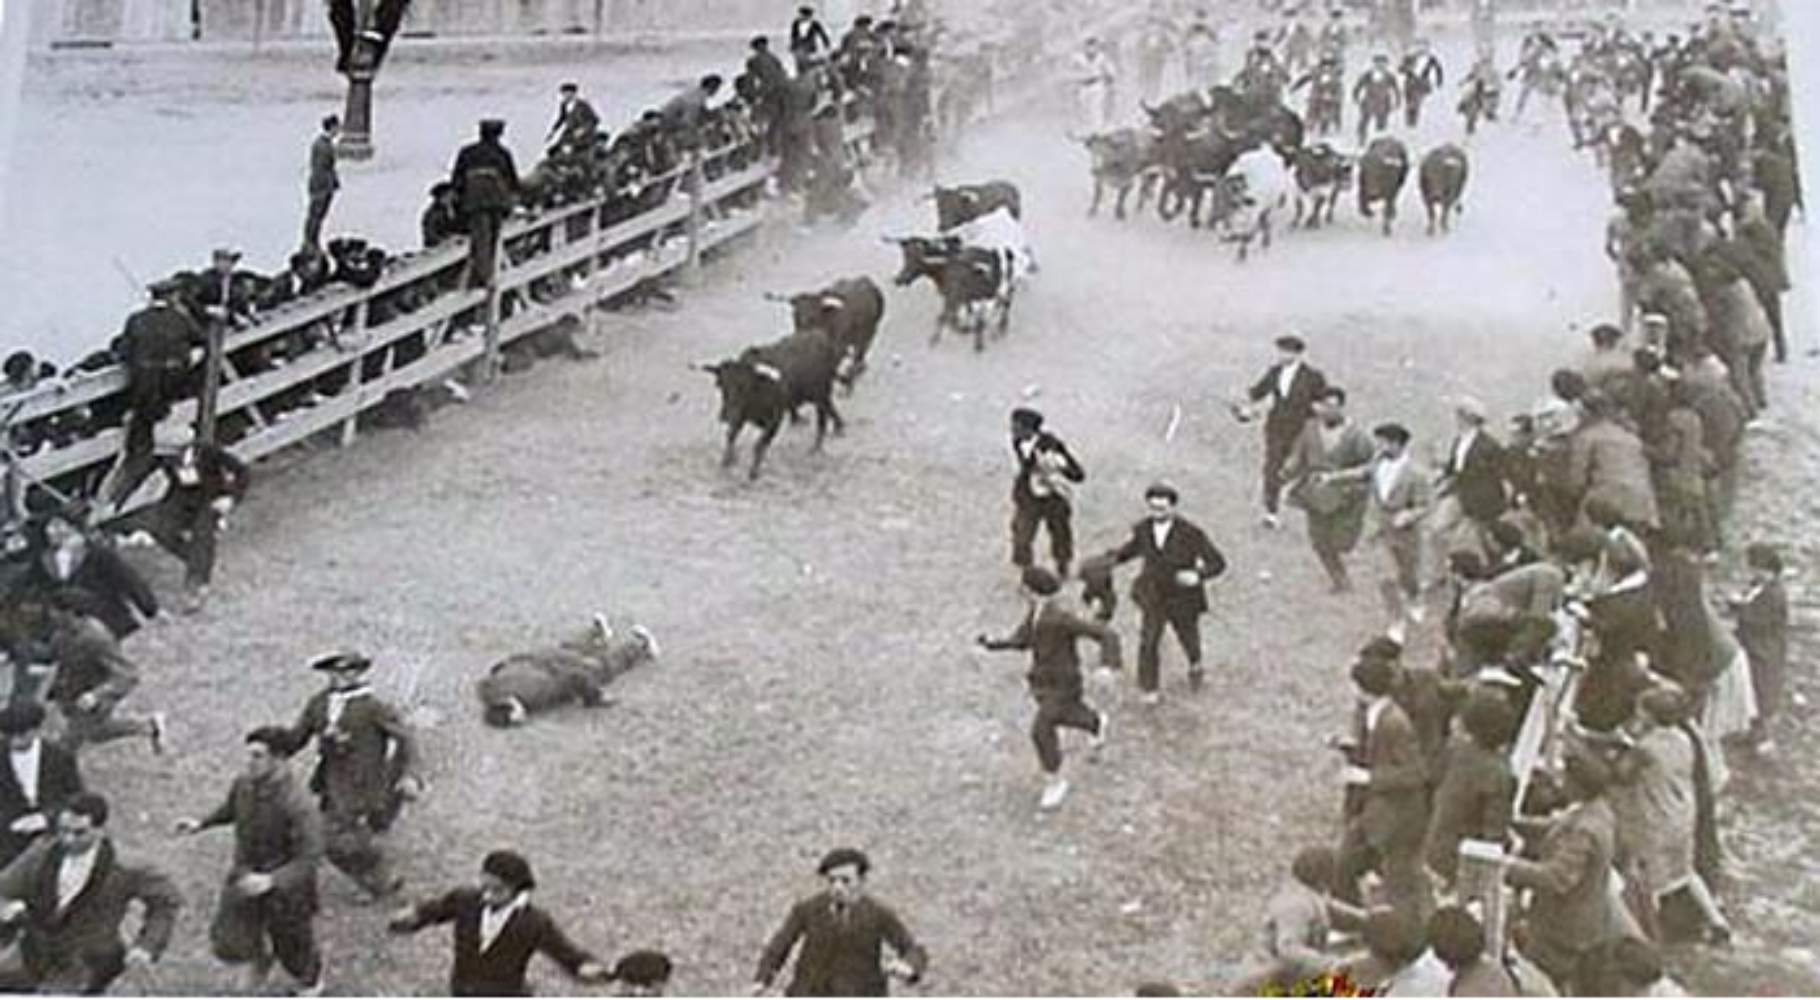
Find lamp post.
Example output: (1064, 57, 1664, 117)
(336, 0, 382, 161)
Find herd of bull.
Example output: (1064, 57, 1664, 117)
(693, 181, 1029, 480)
(1078, 86, 1472, 255)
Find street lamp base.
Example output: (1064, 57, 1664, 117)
(336, 136, 376, 161)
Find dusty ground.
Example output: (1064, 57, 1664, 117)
(1, 22, 1817, 998)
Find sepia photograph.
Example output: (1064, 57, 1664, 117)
(0, 0, 1813, 994)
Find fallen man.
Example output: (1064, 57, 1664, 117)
(477, 615, 659, 727)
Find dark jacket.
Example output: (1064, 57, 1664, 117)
(1423, 739, 1516, 881)
(1355, 698, 1429, 852)
(477, 630, 655, 719)
(1011, 430, 1085, 507)
(308, 133, 339, 196)
(0, 837, 181, 990)
(1108, 516, 1228, 617)
(118, 303, 199, 372)
(1248, 361, 1329, 444)
(451, 139, 522, 216)
(0, 741, 83, 867)
(21, 543, 158, 639)
(756, 892, 927, 997)
(197, 768, 321, 914)
(982, 602, 1122, 689)
(45, 616, 139, 713)
(1440, 429, 1509, 522)
(277, 687, 419, 817)
(391, 887, 596, 997)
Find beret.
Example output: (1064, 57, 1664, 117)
(483, 849, 536, 891)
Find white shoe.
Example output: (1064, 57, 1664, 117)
(1039, 776, 1070, 810)
(1386, 622, 1408, 645)
(1089, 711, 1109, 755)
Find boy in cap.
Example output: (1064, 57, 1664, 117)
(176, 727, 326, 997)
(271, 653, 421, 901)
(388, 850, 608, 995)
(1007, 407, 1086, 579)
(0, 702, 84, 869)
(978, 565, 1121, 810)
(1097, 481, 1228, 704)
(755, 848, 927, 996)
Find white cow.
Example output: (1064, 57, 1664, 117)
(1218, 147, 1294, 262)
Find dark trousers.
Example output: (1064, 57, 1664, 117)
(1030, 681, 1100, 773)
(464, 211, 503, 290)
(323, 802, 394, 896)
(302, 191, 334, 252)
(1357, 104, 1390, 145)
(210, 884, 321, 984)
(1336, 822, 1428, 919)
(1404, 90, 1429, 128)
(112, 365, 185, 506)
(144, 499, 218, 587)
(1137, 604, 1202, 692)
(1010, 497, 1073, 575)
(1262, 424, 1299, 514)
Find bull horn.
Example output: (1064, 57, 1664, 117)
(761, 291, 790, 303)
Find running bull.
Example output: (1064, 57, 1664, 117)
(1078, 129, 1161, 221)
(694, 327, 846, 480)
(1418, 143, 1469, 235)
(764, 277, 887, 393)
(885, 234, 1014, 354)
(478, 615, 660, 727)
(1357, 136, 1410, 237)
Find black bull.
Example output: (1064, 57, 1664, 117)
(886, 235, 1011, 354)
(931, 181, 1022, 230)
(695, 328, 845, 480)
(1357, 137, 1411, 237)
(765, 277, 887, 392)
(1418, 143, 1469, 235)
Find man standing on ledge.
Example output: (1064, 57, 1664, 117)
(1238, 334, 1328, 530)
(1099, 481, 1228, 704)
(450, 118, 521, 290)
(754, 848, 927, 996)
(302, 115, 341, 255)
(978, 566, 1121, 811)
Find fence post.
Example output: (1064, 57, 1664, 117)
(481, 227, 504, 383)
(197, 320, 227, 446)
(339, 300, 367, 448)
(684, 149, 705, 283)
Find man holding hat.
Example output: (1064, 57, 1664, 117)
(450, 118, 522, 290)
(978, 566, 1121, 811)
(0, 702, 84, 869)
(388, 850, 608, 995)
(1098, 481, 1228, 704)
(175, 727, 326, 997)
(272, 652, 421, 901)
(1239, 333, 1328, 529)
(1007, 408, 1086, 579)
(754, 847, 927, 996)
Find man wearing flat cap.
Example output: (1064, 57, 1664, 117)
(422, 181, 463, 249)
(1097, 482, 1227, 704)
(0, 702, 84, 869)
(175, 727, 325, 996)
(546, 82, 600, 156)
(1322, 424, 1432, 641)
(1239, 334, 1329, 529)
(755, 848, 927, 996)
(271, 653, 421, 901)
(388, 850, 607, 995)
(978, 565, 1121, 811)
(450, 118, 522, 290)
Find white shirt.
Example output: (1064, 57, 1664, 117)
(1151, 519, 1174, 552)
(1275, 360, 1302, 401)
(480, 892, 528, 953)
(56, 846, 100, 913)
(325, 685, 371, 731)
(1451, 428, 1478, 473)
(9, 741, 42, 806)
(1373, 453, 1409, 506)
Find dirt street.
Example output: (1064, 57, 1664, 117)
(0, 24, 1817, 998)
